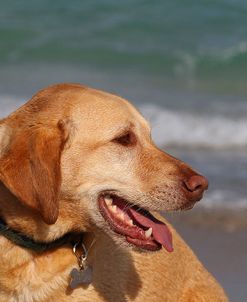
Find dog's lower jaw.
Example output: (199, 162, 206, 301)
(97, 194, 173, 252)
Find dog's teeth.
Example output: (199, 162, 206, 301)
(128, 219, 133, 226)
(111, 205, 117, 213)
(145, 227, 152, 238)
(104, 196, 113, 206)
(118, 213, 125, 221)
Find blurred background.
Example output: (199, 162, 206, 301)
(0, 1, 246, 300)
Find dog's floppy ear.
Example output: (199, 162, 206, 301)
(0, 120, 68, 224)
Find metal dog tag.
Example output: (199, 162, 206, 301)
(70, 266, 93, 289)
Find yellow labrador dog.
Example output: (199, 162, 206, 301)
(0, 83, 227, 302)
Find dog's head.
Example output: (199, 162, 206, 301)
(0, 84, 208, 252)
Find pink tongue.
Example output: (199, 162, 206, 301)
(129, 209, 173, 252)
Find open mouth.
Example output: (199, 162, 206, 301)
(98, 194, 173, 252)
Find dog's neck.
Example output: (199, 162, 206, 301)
(0, 182, 97, 300)
(0, 182, 88, 251)
(0, 217, 80, 252)
(0, 182, 86, 242)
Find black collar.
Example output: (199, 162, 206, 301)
(0, 218, 79, 253)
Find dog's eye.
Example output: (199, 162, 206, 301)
(113, 131, 136, 147)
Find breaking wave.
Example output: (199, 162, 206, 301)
(140, 104, 247, 149)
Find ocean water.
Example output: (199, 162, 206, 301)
(0, 0, 246, 210)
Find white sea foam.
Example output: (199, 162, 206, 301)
(140, 104, 247, 149)
(199, 189, 247, 210)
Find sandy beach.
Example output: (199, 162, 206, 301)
(166, 210, 247, 302)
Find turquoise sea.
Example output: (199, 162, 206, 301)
(0, 0, 247, 209)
